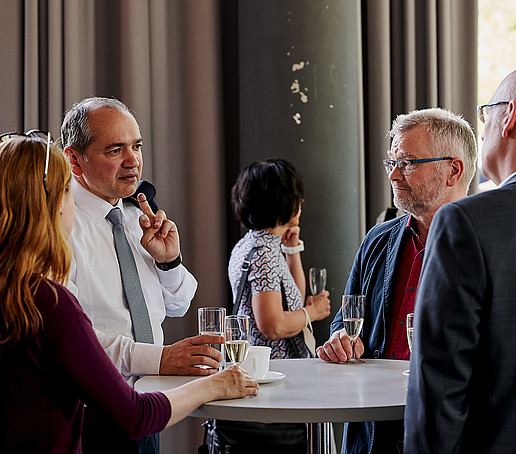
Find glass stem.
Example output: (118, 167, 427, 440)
(351, 340, 356, 360)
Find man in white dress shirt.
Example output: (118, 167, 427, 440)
(61, 97, 223, 454)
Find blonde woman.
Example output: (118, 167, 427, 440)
(0, 133, 258, 453)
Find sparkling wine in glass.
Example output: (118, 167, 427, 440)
(225, 315, 250, 366)
(403, 312, 414, 376)
(406, 313, 414, 353)
(342, 294, 365, 364)
(309, 268, 327, 295)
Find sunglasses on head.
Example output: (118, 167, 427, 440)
(0, 129, 53, 195)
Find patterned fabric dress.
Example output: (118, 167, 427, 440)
(228, 229, 309, 359)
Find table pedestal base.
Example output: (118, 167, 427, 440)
(308, 422, 332, 454)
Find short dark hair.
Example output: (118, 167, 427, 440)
(60, 97, 135, 156)
(231, 159, 304, 230)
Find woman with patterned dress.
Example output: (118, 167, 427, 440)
(229, 159, 331, 359)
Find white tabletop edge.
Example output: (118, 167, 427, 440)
(136, 358, 408, 424)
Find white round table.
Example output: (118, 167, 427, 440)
(136, 358, 408, 453)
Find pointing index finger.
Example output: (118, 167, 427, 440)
(137, 193, 155, 218)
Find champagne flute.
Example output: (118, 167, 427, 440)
(309, 268, 327, 295)
(342, 294, 365, 364)
(406, 313, 414, 353)
(403, 312, 414, 376)
(225, 315, 250, 366)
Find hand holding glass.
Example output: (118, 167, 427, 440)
(342, 295, 365, 364)
(309, 268, 327, 295)
(198, 307, 226, 370)
(225, 315, 250, 366)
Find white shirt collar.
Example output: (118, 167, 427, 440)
(72, 177, 125, 224)
(498, 171, 516, 188)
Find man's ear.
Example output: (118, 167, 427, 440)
(501, 100, 516, 138)
(447, 158, 464, 187)
(64, 146, 83, 176)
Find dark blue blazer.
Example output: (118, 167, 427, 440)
(331, 214, 410, 454)
(405, 176, 516, 453)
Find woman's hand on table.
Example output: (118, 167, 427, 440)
(163, 365, 258, 427)
(316, 328, 365, 363)
(206, 365, 259, 400)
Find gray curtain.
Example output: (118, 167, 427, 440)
(1, 1, 227, 319)
(363, 0, 478, 226)
(0, 0, 224, 450)
(0, 1, 477, 453)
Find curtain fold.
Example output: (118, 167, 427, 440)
(48, 0, 64, 135)
(363, 0, 393, 227)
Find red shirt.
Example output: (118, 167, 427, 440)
(383, 216, 425, 360)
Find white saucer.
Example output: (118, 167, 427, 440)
(257, 370, 285, 384)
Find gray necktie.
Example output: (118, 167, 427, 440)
(107, 207, 154, 343)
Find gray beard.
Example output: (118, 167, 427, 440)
(393, 177, 447, 218)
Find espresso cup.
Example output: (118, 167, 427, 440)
(240, 345, 271, 379)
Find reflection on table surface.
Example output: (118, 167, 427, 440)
(136, 358, 408, 423)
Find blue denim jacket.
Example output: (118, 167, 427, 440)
(330, 214, 409, 454)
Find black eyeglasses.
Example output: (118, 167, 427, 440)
(0, 129, 53, 194)
(477, 101, 509, 124)
(382, 157, 454, 176)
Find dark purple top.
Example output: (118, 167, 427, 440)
(0, 279, 171, 453)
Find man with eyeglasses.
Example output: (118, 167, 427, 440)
(404, 72, 516, 453)
(60, 97, 223, 454)
(317, 108, 477, 454)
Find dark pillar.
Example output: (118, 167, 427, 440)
(223, 0, 365, 342)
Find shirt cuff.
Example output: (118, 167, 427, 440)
(131, 342, 163, 375)
(155, 263, 185, 288)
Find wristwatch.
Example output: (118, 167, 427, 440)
(281, 240, 305, 255)
(156, 252, 182, 271)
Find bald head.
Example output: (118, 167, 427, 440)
(491, 70, 516, 103)
(481, 70, 516, 184)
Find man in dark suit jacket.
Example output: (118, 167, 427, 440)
(405, 70, 516, 453)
